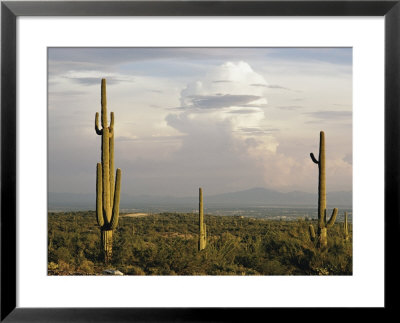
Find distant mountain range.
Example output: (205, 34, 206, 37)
(48, 187, 352, 211)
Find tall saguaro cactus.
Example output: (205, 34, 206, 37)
(95, 79, 122, 263)
(309, 131, 338, 248)
(198, 188, 206, 251)
(343, 211, 349, 241)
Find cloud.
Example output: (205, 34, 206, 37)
(250, 83, 268, 88)
(304, 120, 327, 124)
(72, 78, 120, 86)
(116, 134, 184, 143)
(305, 110, 352, 120)
(115, 135, 139, 142)
(343, 153, 352, 165)
(313, 110, 352, 118)
(213, 80, 232, 83)
(267, 84, 290, 90)
(62, 70, 135, 86)
(179, 61, 268, 108)
(238, 127, 279, 135)
(156, 61, 287, 193)
(228, 109, 262, 115)
(251, 83, 292, 91)
(277, 106, 303, 110)
(49, 90, 86, 97)
(183, 94, 262, 110)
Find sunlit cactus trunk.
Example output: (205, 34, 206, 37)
(101, 230, 113, 264)
(310, 131, 338, 248)
(344, 211, 349, 241)
(199, 188, 206, 251)
(95, 79, 122, 263)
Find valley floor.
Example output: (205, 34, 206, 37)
(48, 211, 352, 276)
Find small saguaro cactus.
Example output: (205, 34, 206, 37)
(198, 187, 206, 251)
(309, 224, 316, 242)
(95, 79, 122, 263)
(309, 131, 338, 248)
(343, 211, 349, 241)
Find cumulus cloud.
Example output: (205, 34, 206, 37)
(181, 94, 262, 110)
(171, 61, 273, 143)
(251, 83, 291, 91)
(238, 127, 279, 135)
(161, 61, 351, 193)
(180, 61, 268, 108)
(159, 61, 287, 193)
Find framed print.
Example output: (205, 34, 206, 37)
(1, 0, 399, 321)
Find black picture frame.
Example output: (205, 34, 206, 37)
(1, 1, 399, 321)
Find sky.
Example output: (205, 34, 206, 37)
(48, 47, 352, 197)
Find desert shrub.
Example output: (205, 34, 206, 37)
(48, 261, 58, 271)
(124, 265, 146, 275)
(259, 259, 288, 275)
(48, 212, 352, 276)
(79, 260, 95, 274)
(57, 260, 74, 272)
(53, 246, 72, 263)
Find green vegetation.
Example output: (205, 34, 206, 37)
(48, 211, 352, 276)
(95, 79, 122, 263)
(309, 131, 338, 248)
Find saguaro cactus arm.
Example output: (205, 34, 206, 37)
(309, 224, 316, 242)
(326, 208, 338, 228)
(95, 112, 103, 135)
(110, 168, 122, 230)
(310, 153, 319, 164)
(109, 112, 114, 134)
(96, 163, 104, 227)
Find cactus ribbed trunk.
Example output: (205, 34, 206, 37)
(310, 131, 338, 248)
(95, 78, 122, 263)
(318, 132, 326, 232)
(344, 211, 349, 241)
(199, 188, 206, 251)
(101, 229, 113, 264)
(318, 227, 327, 247)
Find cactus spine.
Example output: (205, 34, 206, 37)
(343, 211, 349, 241)
(199, 188, 206, 251)
(310, 131, 338, 248)
(95, 79, 122, 263)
